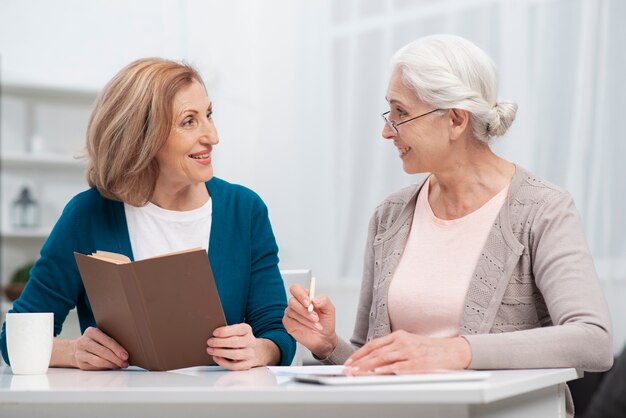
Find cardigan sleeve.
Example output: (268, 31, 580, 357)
(244, 195, 296, 366)
(465, 192, 613, 372)
(1, 198, 84, 365)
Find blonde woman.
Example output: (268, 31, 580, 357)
(1, 58, 295, 370)
(283, 35, 612, 416)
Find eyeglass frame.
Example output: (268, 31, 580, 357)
(381, 108, 442, 134)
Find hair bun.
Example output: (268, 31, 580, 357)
(487, 101, 518, 137)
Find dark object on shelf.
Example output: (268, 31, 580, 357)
(11, 186, 40, 228)
(3, 283, 25, 302)
(3, 261, 34, 301)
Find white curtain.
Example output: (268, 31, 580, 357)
(330, 0, 626, 351)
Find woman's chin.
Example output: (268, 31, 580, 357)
(402, 162, 423, 175)
(196, 167, 214, 183)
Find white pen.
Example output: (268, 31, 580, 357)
(308, 276, 316, 312)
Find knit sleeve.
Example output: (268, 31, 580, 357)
(466, 192, 613, 372)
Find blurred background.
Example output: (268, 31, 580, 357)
(1, 0, 625, 360)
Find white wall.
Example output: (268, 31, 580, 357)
(0, 0, 337, 280)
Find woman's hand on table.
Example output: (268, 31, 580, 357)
(207, 323, 279, 370)
(66, 327, 129, 370)
(343, 330, 472, 375)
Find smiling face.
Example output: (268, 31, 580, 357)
(383, 70, 451, 174)
(155, 80, 219, 188)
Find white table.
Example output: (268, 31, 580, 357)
(0, 366, 581, 418)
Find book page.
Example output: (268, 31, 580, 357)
(268, 365, 345, 376)
(92, 251, 131, 264)
(143, 247, 205, 260)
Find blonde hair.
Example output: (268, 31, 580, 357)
(86, 58, 203, 205)
(392, 34, 517, 143)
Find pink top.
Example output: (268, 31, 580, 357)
(387, 177, 509, 338)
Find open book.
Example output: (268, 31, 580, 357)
(74, 248, 226, 371)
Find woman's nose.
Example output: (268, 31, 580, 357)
(382, 121, 396, 140)
(202, 119, 219, 145)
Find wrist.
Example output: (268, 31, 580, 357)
(454, 337, 472, 369)
(314, 333, 338, 360)
(255, 338, 280, 367)
(50, 338, 78, 368)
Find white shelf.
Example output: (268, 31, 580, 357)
(1, 152, 85, 169)
(0, 301, 12, 314)
(1, 228, 51, 239)
(2, 83, 98, 103)
(0, 83, 94, 304)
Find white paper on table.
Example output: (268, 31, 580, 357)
(267, 365, 345, 377)
(292, 370, 491, 385)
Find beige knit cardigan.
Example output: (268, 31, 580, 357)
(323, 166, 613, 373)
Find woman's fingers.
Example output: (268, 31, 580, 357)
(206, 323, 259, 365)
(288, 296, 320, 322)
(310, 295, 334, 316)
(212, 323, 251, 338)
(283, 306, 323, 332)
(346, 349, 404, 375)
(344, 332, 471, 375)
(75, 350, 122, 370)
(208, 335, 247, 349)
(289, 284, 311, 308)
(207, 346, 253, 361)
(367, 360, 414, 375)
(76, 328, 128, 369)
(346, 333, 394, 365)
(209, 324, 255, 350)
(84, 327, 128, 361)
(212, 355, 253, 371)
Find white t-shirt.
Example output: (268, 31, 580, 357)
(124, 198, 212, 261)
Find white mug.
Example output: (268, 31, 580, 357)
(6, 312, 54, 375)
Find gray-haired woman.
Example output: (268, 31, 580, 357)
(283, 34, 612, 416)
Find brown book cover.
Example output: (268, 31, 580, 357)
(74, 248, 227, 371)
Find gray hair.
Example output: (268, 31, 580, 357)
(392, 34, 517, 143)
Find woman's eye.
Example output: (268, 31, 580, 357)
(389, 109, 406, 120)
(207, 110, 213, 119)
(182, 118, 195, 127)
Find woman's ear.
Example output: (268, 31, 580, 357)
(448, 109, 470, 141)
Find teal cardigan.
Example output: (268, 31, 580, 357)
(1, 177, 295, 366)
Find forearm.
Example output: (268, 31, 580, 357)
(50, 337, 78, 368)
(465, 324, 613, 371)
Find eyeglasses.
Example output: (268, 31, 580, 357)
(381, 108, 442, 134)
